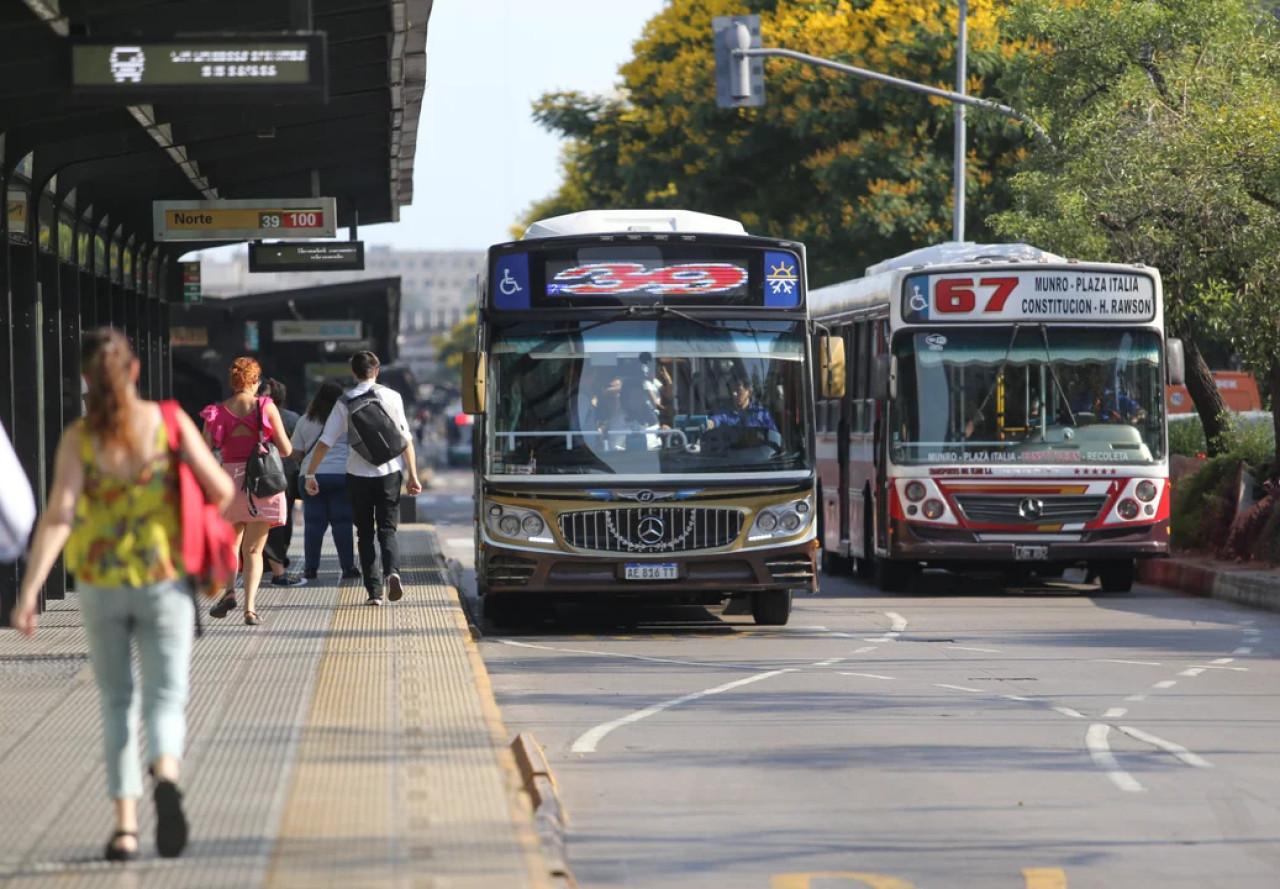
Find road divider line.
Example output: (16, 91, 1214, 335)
(949, 646, 1000, 653)
(1000, 694, 1034, 702)
(1117, 725, 1212, 768)
(1210, 658, 1235, 665)
(1153, 680, 1177, 689)
(1085, 724, 1144, 793)
(1179, 668, 1206, 677)
(1096, 659, 1162, 666)
(1103, 708, 1128, 719)
(570, 669, 796, 754)
(1053, 707, 1086, 720)
(935, 683, 982, 693)
(1023, 868, 1068, 889)
(1125, 694, 1148, 702)
(839, 672, 896, 681)
(812, 658, 845, 667)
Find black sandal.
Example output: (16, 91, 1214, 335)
(244, 611, 260, 626)
(209, 594, 237, 619)
(153, 779, 189, 858)
(104, 829, 138, 862)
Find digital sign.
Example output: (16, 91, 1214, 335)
(66, 34, 327, 103)
(153, 198, 338, 242)
(902, 270, 1157, 324)
(249, 241, 365, 273)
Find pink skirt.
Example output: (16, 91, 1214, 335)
(223, 462, 286, 527)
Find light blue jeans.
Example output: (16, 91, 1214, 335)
(78, 578, 194, 800)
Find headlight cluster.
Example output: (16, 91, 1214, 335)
(748, 496, 813, 542)
(1111, 478, 1162, 523)
(486, 503, 554, 544)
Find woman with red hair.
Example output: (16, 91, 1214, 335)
(200, 356, 294, 625)
(11, 328, 234, 861)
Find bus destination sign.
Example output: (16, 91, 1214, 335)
(249, 241, 365, 273)
(902, 269, 1157, 324)
(66, 34, 327, 103)
(154, 198, 338, 242)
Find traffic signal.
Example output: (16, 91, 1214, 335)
(713, 15, 765, 108)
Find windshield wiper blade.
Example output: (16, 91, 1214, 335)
(1038, 324, 1077, 426)
(653, 305, 766, 335)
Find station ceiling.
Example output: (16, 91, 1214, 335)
(0, 0, 430, 255)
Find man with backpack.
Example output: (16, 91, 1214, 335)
(303, 351, 422, 605)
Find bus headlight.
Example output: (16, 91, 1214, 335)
(1135, 481, 1158, 502)
(749, 495, 814, 542)
(905, 481, 926, 502)
(521, 514, 545, 536)
(922, 499, 945, 520)
(487, 504, 554, 544)
(498, 515, 521, 536)
(781, 513, 802, 532)
(756, 512, 779, 533)
(1117, 499, 1141, 520)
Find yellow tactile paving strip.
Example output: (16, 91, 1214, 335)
(266, 528, 548, 889)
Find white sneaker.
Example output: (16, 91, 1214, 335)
(387, 573, 404, 602)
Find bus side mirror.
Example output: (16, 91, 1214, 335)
(871, 354, 893, 400)
(819, 335, 846, 399)
(461, 350, 486, 414)
(1165, 338, 1185, 386)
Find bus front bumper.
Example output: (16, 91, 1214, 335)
(888, 519, 1170, 563)
(480, 540, 818, 598)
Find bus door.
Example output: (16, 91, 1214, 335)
(872, 320, 890, 555)
(836, 324, 853, 556)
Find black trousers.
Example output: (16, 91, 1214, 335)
(346, 471, 402, 595)
(263, 481, 298, 569)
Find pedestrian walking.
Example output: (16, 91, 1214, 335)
(200, 357, 294, 625)
(303, 351, 422, 605)
(0, 417, 36, 562)
(291, 380, 360, 581)
(261, 378, 305, 587)
(10, 328, 234, 861)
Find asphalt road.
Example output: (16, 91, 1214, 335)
(422, 471, 1280, 889)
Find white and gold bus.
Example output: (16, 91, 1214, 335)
(462, 210, 829, 626)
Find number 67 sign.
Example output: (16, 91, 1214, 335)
(902, 269, 1156, 323)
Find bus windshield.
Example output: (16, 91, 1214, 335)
(891, 327, 1165, 465)
(487, 319, 810, 476)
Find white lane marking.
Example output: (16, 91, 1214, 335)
(1240, 620, 1257, 626)
(1053, 706, 1086, 720)
(1086, 724, 1144, 793)
(570, 669, 796, 753)
(1233, 647, 1253, 655)
(1153, 680, 1178, 689)
(887, 612, 908, 632)
(852, 646, 879, 654)
(949, 646, 1000, 653)
(935, 683, 983, 693)
(840, 672, 896, 681)
(1118, 725, 1213, 769)
(1201, 664, 1249, 672)
(1126, 694, 1148, 702)
(1211, 658, 1235, 665)
(1104, 707, 1128, 719)
(496, 639, 764, 671)
(1000, 694, 1034, 702)
(1096, 659, 1163, 666)
(812, 658, 845, 667)
(1179, 667, 1206, 677)
(1244, 629, 1262, 637)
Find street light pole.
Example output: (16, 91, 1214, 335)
(953, 0, 968, 243)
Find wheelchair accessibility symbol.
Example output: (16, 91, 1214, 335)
(908, 284, 928, 313)
(499, 268, 523, 296)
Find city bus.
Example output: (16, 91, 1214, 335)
(810, 243, 1184, 593)
(462, 210, 831, 626)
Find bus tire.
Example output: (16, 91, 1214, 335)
(751, 590, 792, 626)
(1096, 560, 1135, 593)
(875, 558, 913, 593)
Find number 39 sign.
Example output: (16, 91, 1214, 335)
(548, 262, 748, 296)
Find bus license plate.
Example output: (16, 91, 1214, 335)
(1015, 546, 1049, 561)
(625, 563, 678, 581)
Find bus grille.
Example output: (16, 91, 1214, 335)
(953, 494, 1108, 525)
(558, 507, 744, 554)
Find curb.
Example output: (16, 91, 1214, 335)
(512, 732, 577, 889)
(1139, 558, 1280, 614)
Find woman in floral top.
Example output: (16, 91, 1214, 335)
(12, 328, 234, 862)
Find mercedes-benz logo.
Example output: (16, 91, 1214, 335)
(637, 515, 666, 546)
(1017, 498, 1044, 520)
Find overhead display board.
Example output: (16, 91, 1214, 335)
(65, 34, 327, 103)
(154, 198, 337, 242)
(249, 241, 365, 272)
(273, 320, 363, 342)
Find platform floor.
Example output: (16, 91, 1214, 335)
(0, 527, 547, 889)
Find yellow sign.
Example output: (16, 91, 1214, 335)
(154, 197, 337, 241)
(170, 326, 209, 347)
(7, 196, 27, 234)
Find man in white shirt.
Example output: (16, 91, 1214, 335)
(303, 351, 422, 605)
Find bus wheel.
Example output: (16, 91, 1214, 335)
(1096, 560, 1135, 593)
(875, 559, 913, 593)
(751, 590, 792, 626)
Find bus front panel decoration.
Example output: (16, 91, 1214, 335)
(465, 210, 819, 628)
(810, 244, 1176, 595)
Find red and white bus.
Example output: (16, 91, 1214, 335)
(810, 243, 1185, 593)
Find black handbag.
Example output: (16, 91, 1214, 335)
(245, 399, 288, 516)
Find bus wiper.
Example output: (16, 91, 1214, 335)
(1038, 324, 1077, 426)
(973, 322, 1021, 429)
(654, 305, 765, 335)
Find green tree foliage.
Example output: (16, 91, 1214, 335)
(990, 0, 1280, 462)
(522, 0, 1034, 286)
(431, 306, 476, 383)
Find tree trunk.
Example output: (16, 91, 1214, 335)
(1270, 358, 1280, 477)
(1183, 337, 1230, 456)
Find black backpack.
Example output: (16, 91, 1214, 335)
(346, 386, 410, 466)
(245, 399, 288, 515)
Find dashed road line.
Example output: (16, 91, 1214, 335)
(935, 683, 983, 693)
(1103, 708, 1128, 719)
(1086, 724, 1144, 793)
(1095, 659, 1162, 666)
(1211, 658, 1236, 665)
(949, 646, 1000, 653)
(1178, 667, 1206, 678)
(1053, 707, 1086, 720)
(1125, 694, 1148, 702)
(812, 658, 845, 667)
(852, 646, 879, 654)
(1117, 725, 1213, 769)
(1153, 680, 1177, 689)
(1000, 694, 1034, 702)
(839, 672, 896, 681)
(570, 668, 797, 753)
